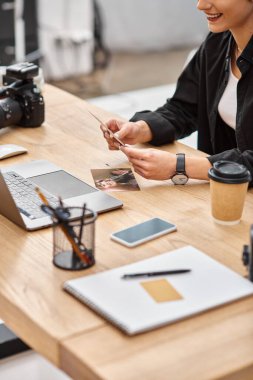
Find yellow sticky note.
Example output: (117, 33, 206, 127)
(141, 278, 183, 303)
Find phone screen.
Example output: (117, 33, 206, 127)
(111, 218, 176, 247)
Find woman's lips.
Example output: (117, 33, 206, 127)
(206, 13, 222, 22)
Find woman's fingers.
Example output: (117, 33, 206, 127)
(100, 124, 121, 150)
(120, 146, 146, 159)
(121, 146, 175, 180)
(105, 119, 122, 133)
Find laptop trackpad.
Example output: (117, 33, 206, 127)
(28, 170, 98, 199)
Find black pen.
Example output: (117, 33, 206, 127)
(121, 269, 191, 279)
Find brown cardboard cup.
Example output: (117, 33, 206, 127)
(208, 161, 251, 225)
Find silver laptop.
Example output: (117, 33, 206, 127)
(0, 160, 123, 230)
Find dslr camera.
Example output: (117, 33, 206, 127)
(242, 224, 253, 282)
(0, 62, 44, 128)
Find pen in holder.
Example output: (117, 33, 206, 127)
(36, 188, 97, 270)
(52, 205, 97, 270)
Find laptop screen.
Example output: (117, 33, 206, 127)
(28, 170, 98, 199)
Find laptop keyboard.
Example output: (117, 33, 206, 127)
(3, 171, 59, 220)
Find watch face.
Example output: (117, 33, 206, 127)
(171, 173, 188, 185)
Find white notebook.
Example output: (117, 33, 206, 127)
(63, 246, 253, 335)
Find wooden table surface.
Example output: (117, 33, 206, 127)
(0, 84, 253, 380)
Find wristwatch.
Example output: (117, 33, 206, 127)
(171, 153, 189, 185)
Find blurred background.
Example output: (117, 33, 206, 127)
(0, 0, 208, 99)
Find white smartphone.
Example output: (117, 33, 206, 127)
(111, 218, 177, 247)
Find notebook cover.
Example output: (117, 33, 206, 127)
(63, 246, 253, 335)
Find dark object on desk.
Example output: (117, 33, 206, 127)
(39, 191, 97, 271)
(121, 269, 191, 279)
(242, 224, 253, 282)
(0, 324, 30, 360)
(0, 62, 44, 129)
(52, 205, 97, 271)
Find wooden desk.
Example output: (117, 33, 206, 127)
(0, 84, 253, 380)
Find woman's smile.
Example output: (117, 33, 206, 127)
(205, 12, 223, 22)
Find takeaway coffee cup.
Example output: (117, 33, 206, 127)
(208, 161, 251, 225)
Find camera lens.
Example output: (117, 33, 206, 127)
(0, 98, 22, 128)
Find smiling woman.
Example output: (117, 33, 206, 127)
(197, 0, 253, 80)
(99, 0, 253, 187)
(197, 0, 253, 45)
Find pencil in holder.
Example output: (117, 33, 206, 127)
(53, 206, 97, 270)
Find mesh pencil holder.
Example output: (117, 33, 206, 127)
(52, 207, 97, 271)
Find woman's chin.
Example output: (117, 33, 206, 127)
(207, 22, 227, 34)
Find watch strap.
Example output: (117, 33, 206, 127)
(176, 153, 186, 174)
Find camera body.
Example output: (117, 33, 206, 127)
(0, 62, 44, 128)
(242, 225, 253, 282)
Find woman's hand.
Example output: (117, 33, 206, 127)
(100, 119, 152, 150)
(121, 146, 212, 181)
(120, 146, 177, 180)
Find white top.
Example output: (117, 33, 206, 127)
(218, 64, 238, 129)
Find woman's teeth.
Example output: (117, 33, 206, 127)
(207, 13, 222, 21)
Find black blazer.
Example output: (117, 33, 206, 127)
(130, 31, 253, 186)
